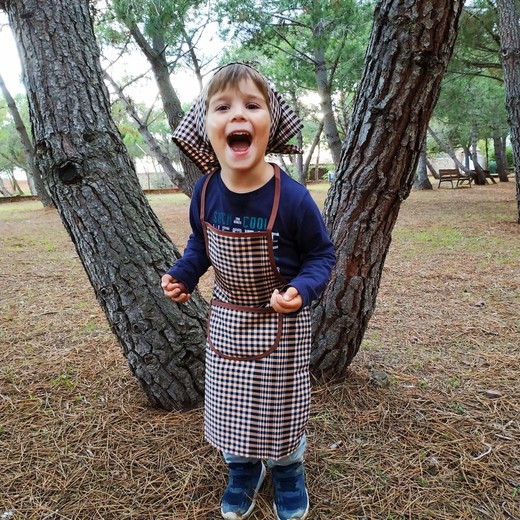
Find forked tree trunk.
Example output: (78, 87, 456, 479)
(2, 0, 207, 410)
(496, 0, 520, 222)
(311, 0, 463, 379)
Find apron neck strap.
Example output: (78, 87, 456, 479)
(199, 164, 282, 229)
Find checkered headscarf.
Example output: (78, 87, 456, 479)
(172, 63, 304, 174)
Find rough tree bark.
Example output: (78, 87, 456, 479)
(2, 0, 207, 410)
(311, 0, 463, 379)
(496, 0, 520, 221)
(0, 73, 53, 206)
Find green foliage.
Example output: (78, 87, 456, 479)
(432, 1, 508, 149)
(110, 98, 175, 160)
(98, 0, 216, 76)
(215, 0, 374, 132)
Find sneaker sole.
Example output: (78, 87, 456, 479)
(273, 495, 310, 520)
(221, 462, 267, 520)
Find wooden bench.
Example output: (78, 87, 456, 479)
(438, 169, 473, 188)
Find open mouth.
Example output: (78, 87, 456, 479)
(227, 131, 252, 153)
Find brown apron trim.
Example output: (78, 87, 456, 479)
(200, 172, 213, 222)
(211, 298, 278, 313)
(207, 300, 283, 361)
(267, 164, 281, 232)
(200, 172, 214, 253)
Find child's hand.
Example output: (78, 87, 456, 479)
(161, 274, 191, 303)
(270, 287, 302, 314)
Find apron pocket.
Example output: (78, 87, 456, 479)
(208, 300, 283, 361)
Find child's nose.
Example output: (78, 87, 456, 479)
(230, 105, 246, 120)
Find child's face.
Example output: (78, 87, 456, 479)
(206, 77, 271, 177)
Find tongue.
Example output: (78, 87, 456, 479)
(229, 136, 251, 152)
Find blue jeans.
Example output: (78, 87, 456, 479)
(223, 434, 307, 468)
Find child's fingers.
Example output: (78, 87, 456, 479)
(163, 280, 190, 302)
(270, 288, 302, 313)
(282, 286, 299, 301)
(161, 274, 174, 288)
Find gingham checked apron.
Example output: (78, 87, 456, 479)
(201, 166, 312, 460)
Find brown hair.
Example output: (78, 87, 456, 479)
(205, 63, 271, 111)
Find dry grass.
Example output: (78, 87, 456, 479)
(1, 181, 519, 519)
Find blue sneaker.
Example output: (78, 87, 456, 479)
(221, 461, 266, 519)
(272, 462, 309, 520)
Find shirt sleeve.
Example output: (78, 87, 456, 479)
(285, 190, 336, 308)
(166, 180, 211, 293)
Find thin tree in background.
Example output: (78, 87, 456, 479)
(413, 139, 433, 190)
(0, 73, 52, 206)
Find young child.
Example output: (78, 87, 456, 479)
(162, 62, 335, 520)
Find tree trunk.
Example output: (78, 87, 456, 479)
(303, 121, 325, 182)
(428, 127, 473, 177)
(496, 0, 520, 221)
(288, 92, 304, 183)
(104, 72, 189, 194)
(5, 170, 24, 194)
(0, 72, 53, 206)
(413, 138, 432, 190)
(426, 157, 439, 179)
(493, 129, 509, 182)
(3, 0, 207, 410)
(0, 175, 13, 196)
(295, 130, 305, 184)
(128, 24, 202, 197)
(311, 0, 463, 379)
(470, 123, 487, 184)
(313, 22, 343, 168)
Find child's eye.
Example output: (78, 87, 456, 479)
(246, 103, 261, 110)
(215, 104, 229, 111)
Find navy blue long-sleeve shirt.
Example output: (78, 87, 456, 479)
(167, 169, 336, 308)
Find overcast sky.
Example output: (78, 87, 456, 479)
(0, 12, 201, 105)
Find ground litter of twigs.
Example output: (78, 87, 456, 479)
(1, 180, 519, 520)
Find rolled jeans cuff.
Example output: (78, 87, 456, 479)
(222, 434, 307, 468)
